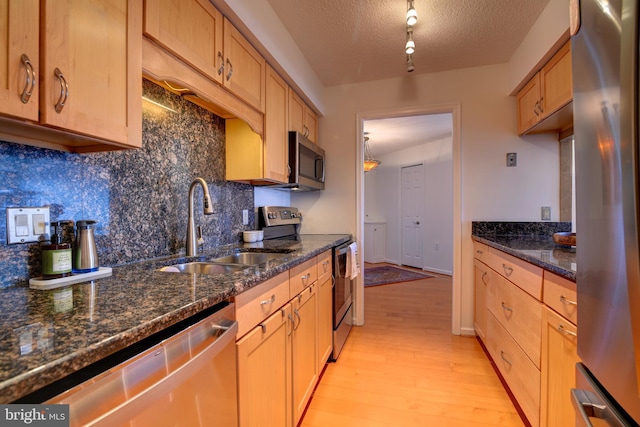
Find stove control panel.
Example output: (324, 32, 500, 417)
(259, 206, 303, 227)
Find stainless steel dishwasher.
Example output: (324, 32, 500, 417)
(47, 303, 238, 427)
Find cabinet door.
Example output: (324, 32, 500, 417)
(288, 88, 305, 136)
(40, 0, 142, 147)
(264, 65, 289, 183)
(223, 18, 266, 113)
(237, 304, 292, 427)
(304, 107, 318, 143)
(144, 0, 224, 85)
(0, 0, 39, 121)
(473, 259, 489, 341)
(541, 307, 579, 427)
(292, 285, 318, 425)
(317, 275, 333, 373)
(516, 73, 541, 134)
(540, 41, 572, 117)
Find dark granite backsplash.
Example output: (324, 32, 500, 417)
(0, 79, 254, 288)
(472, 221, 572, 236)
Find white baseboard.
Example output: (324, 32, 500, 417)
(459, 326, 476, 337)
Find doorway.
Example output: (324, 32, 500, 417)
(357, 105, 461, 334)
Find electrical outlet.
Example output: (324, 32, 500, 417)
(242, 209, 249, 225)
(506, 153, 517, 167)
(541, 206, 551, 221)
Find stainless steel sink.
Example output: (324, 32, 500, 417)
(212, 252, 287, 265)
(159, 262, 247, 274)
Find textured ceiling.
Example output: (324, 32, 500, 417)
(267, 0, 550, 87)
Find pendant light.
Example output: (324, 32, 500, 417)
(405, 28, 415, 55)
(364, 135, 381, 172)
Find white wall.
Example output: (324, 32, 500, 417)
(300, 63, 559, 334)
(367, 135, 454, 275)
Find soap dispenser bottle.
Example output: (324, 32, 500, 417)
(41, 221, 73, 279)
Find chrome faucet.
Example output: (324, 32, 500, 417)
(186, 178, 214, 256)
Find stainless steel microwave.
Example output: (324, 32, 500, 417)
(278, 131, 325, 191)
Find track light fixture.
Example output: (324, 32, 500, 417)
(405, 28, 415, 55)
(406, 0, 418, 26)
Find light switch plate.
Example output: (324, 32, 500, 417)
(6, 207, 50, 244)
(541, 206, 551, 221)
(506, 153, 517, 167)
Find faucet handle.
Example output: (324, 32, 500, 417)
(197, 226, 204, 246)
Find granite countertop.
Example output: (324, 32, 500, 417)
(0, 234, 350, 403)
(472, 234, 576, 281)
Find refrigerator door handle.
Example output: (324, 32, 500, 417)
(571, 388, 607, 427)
(572, 364, 635, 427)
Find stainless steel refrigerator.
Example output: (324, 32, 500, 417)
(572, 0, 640, 425)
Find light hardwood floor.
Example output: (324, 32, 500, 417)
(300, 267, 524, 426)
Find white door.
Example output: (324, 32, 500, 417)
(401, 164, 425, 268)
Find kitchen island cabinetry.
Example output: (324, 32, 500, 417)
(516, 41, 573, 135)
(0, 0, 142, 152)
(289, 88, 318, 143)
(540, 272, 579, 427)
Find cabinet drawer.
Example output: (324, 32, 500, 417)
(234, 271, 290, 338)
(317, 250, 332, 284)
(543, 272, 577, 325)
(473, 241, 489, 262)
(290, 257, 318, 298)
(487, 247, 543, 299)
(487, 313, 541, 427)
(487, 273, 542, 368)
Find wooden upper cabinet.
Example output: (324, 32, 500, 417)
(144, 0, 224, 85)
(0, 0, 39, 121)
(222, 18, 266, 113)
(516, 40, 573, 135)
(516, 74, 541, 135)
(264, 65, 289, 183)
(40, 0, 142, 148)
(540, 42, 572, 116)
(288, 88, 318, 143)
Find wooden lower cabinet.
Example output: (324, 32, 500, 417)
(236, 252, 333, 426)
(292, 285, 318, 424)
(487, 313, 541, 426)
(540, 307, 579, 427)
(473, 258, 489, 341)
(237, 304, 292, 427)
(317, 275, 333, 373)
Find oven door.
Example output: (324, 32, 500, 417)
(334, 242, 353, 325)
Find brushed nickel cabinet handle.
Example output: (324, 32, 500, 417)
(534, 100, 540, 117)
(294, 309, 301, 331)
(558, 324, 577, 337)
(260, 294, 276, 305)
(225, 58, 233, 81)
(539, 96, 544, 113)
(500, 350, 513, 366)
(217, 51, 224, 76)
(476, 249, 483, 255)
(54, 68, 68, 113)
(287, 313, 295, 336)
(481, 271, 489, 285)
(560, 295, 577, 306)
(20, 54, 35, 104)
(502, 264, 513, 277)
(501, 301, 513, 313)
